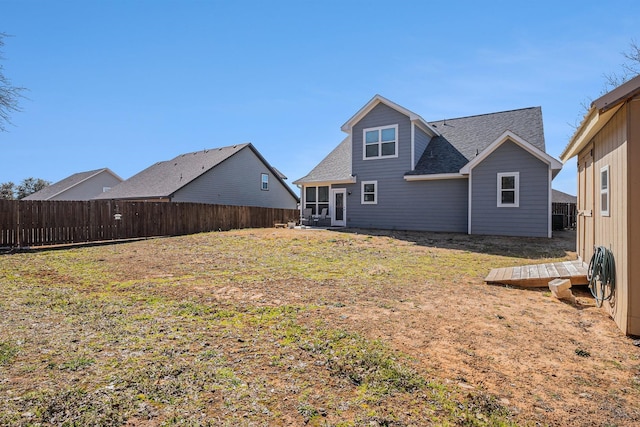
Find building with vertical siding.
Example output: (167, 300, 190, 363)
(561, 74, 640, 335)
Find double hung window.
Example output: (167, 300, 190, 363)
(497, 172, 519, 207)
(361, 181, 377, 204)
(363, 125, 398, 159)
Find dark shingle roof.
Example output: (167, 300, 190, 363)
(23, 168, 121, 200)
(293, 137, 353, 184)
(95, 144, 249, 199)
(296, 105, 548, 182)
(409, 107, 545, 175)
(411, 136, 469, 175)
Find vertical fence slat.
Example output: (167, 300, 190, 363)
(0, 199, 298, 248)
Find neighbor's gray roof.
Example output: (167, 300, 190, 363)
(23, 168, 122, 200)
(552, 189, 577, 204)
(95, 144, 247, 199)
(409, 107, 545, 175)
(293, 137, 352, 184)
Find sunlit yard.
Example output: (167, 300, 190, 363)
(1, 228, 638, 426)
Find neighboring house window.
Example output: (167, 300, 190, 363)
(261, 173, 269, 191)
(497, 172, 519, 207)
(600, 165, 609, 216)
(363, 125, 398, 159)
(102, 187, 111, 193)
(305, 186, 329, 214)
(361, 181, 377, 204)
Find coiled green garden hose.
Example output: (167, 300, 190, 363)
(587, 246, 616, 308)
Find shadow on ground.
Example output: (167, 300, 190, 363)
(336, 228, 576, 260)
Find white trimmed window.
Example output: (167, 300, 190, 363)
(361, 181, 377, 204)
(363, 125, 398, 159)
(600, 165, 609, 216)
(497, 172, 519, 207)
(261, 173, 269, 191)
(305, 186, 329, 214)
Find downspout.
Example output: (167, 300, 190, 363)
(548, 167, 553, 238)
(411, 122, 415, 170)
(296, 184, 303, 222)
(467, 172, 473, 235)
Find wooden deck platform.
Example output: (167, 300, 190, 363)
(484, 260, 588, 288)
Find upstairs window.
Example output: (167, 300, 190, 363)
(600, 165, 609, 216)
(497, 172, 519, 207)
(363, 125, 398, 159)
(261, 173, 269, 191)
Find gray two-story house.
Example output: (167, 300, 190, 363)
(294, 95, 562, 237)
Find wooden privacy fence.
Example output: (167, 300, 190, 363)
(0, 199, 299, 248)
(552, 202, 577, 230)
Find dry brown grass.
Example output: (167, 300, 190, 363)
(1, 227, 639, 426)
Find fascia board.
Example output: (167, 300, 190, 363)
(404, 173, 466, 181)
(47, 169, 108, 200)
(460, 131, 562, 174)
(560, 104, 622, 162)
(412, 119, 440, 137)
(105, 168, 125, 182)
(340, 94, 440, 136)
(293, 177, 357, 186)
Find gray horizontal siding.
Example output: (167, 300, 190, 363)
(344, 178, 468, 232)
(470, 140, 549, 237)
(53, 173, 122, 201)
(172, 147, 297, 209)
(414, 126, 431, 169)
(352, 102, 412, 177)
(347, 102, 467, 232)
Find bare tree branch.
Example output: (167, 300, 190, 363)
(602, 39, 640, 94)
(0, 32, 26, 132)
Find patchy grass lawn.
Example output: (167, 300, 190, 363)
(0, 228, 638, 426)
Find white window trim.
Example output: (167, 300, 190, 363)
(261, 173, 269, 191)
(361, 180, 378, 204)
(304, 185, 330, 213)
(600, 165, 610, 217)
(362, 124, 399, 160)
(497, 172, 519, 207)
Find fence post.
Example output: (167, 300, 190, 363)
(15, 200, 21, 248)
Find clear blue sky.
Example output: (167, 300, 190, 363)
(2, 0, 639, 196)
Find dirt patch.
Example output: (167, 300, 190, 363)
(1, 227, 638, 426)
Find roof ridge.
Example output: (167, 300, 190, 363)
(172, 142, 251, 159)
(429, 106, 540, 123)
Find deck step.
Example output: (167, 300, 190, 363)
(484, 260, 588, 288)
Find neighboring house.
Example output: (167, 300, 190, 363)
(23, 168, 123, 201)
(95, 143, 299, 209)
(560, 74, 640, 335)
(552, 189, 577, 230)
(552, 189, 577, 205)
(294, 95, 562, 237)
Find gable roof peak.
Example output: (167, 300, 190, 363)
(459, 130, 561, 175)
(340, 94, 440, 137)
